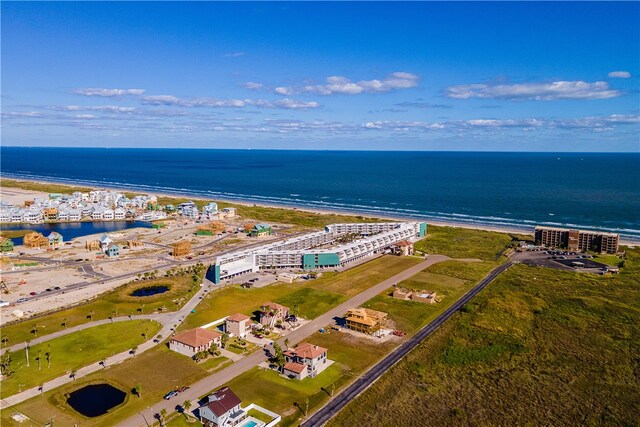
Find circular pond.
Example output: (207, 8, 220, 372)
(130, 285, 169, 297)
(67, 383, 126, 417)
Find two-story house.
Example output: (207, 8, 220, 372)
(283, 342, 329, 380)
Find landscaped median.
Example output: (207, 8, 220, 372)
(0, 320, 161, 399)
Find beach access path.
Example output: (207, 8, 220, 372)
(117, 255, 451, 427)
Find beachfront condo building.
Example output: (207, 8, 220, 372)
(534, 226, 619, 254)
(206, 222, 427, 284)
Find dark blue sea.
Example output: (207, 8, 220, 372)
(2, 147, 639, 241)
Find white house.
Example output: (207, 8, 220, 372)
(202, 202, 219, 220)
(198, 387, 247, 427)
(103, 208, 115, 220)
(283, 342, 330, 380)
(114, 207, 126, 220)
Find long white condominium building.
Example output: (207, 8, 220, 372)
(207, 222, 427, 284)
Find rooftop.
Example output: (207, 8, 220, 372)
(172, 328, 222, 348)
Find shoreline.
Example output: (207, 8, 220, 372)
(2, 176, 638, 246)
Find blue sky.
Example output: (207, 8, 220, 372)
(2, 1, 639, 151)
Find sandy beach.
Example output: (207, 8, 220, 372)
(2, 177, 638, 246)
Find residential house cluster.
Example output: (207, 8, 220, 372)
(0, 190, 159, 224)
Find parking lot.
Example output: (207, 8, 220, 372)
(515, 250, 612, 273)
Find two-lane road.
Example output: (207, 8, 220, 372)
(301, 260, 513, 427)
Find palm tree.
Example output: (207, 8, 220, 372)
(46, 344, 51, 368)
(131, 345, 138, 356)
(159, 408, 167, 425)
(88, 310, 95, 321)
(61, 317, 68, 329)
(24, 341, 30, 367)
(183, 400, 192, 418)
(284, 338, 290, 349)
(31, 323, 39, 336)
(221, 333, 229, 349)
(70, 369, 77, 380)
(1, 336, 9, 347)
(36, 349, 42, 370)
(134, 384, 141, 398)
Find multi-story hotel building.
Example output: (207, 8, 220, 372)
(534, 226, 619, 254)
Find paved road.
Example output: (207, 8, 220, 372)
(0, 284, 210, 409)
(116, 255, 452, 427)
(301, 260, 514, 427)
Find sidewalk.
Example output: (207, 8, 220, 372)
(0, 284, 209, 409)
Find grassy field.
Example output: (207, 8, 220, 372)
(1, 275, 196, 345)
(180, 256, 419, 330)
(1, 344, 216, 427)
(329, 248, 640, 426)
(0, 179, 93, 195)
(415, 224, 516, 260)
(591, 253, 624, 267)
(1, 320, 160, 398)
(364, 260, 497, 334)
(226, 331, 399, 427)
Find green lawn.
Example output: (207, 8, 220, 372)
(414, 224, 515, 260)
(591, 253, 624, 267)
(363, 260, 497, 334)
(1, 320, 161, 398)
(1, 274, 197, 345)
(1, 344, 212, 427)
(180, 256, 418, 330)
(329, 248, 640, 426)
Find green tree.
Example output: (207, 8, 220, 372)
(159, 408, 167, 426)
(221, 333, 229, 349)
(131, 345, 138, 356)
(88, 310, 95, 321)
(61, 317, 68, 329)
(183, 399, 192, 415)
(272, 342, 286, 372)
(134, 384, 142, 398)
(0, 350, 12, 377)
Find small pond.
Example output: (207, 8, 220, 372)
(130, 285, 169, 297)
(66, 383, 126, 417)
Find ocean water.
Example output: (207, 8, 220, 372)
(1, 147, 639, 240)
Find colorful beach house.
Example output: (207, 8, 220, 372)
(99, 234, 113, 250)
(105, 243, 120, 257)
(249, 223, 272, 237)
(47, 232, 64, 246)
(283, 342, 330, 380)
(0, 238, 14, 252)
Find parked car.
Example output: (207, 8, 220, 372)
(163, 390, 179, 400)
(29, 291, 37, 296)
(54, 286, 61, 290)
(16, 297, 29, 303)
(45, 288, 52, 292)
(0, 301, 10, 308)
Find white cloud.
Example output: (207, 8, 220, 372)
(243, 82, 263, 90)
(446, 80, 622, 100)
(61, 105, 136, 113)
(276, 72, 420, 96)
(608, 71, 631, 79)
(272, 99, 320, 109)
(74, 114, 96, 119)
(137, 94, 319, 110)
(73, 88, 145, 97)
(275, 86, 296, 96)
(223, 52, 245, 58)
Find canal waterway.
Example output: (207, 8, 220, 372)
(0, 221, 151, 245)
